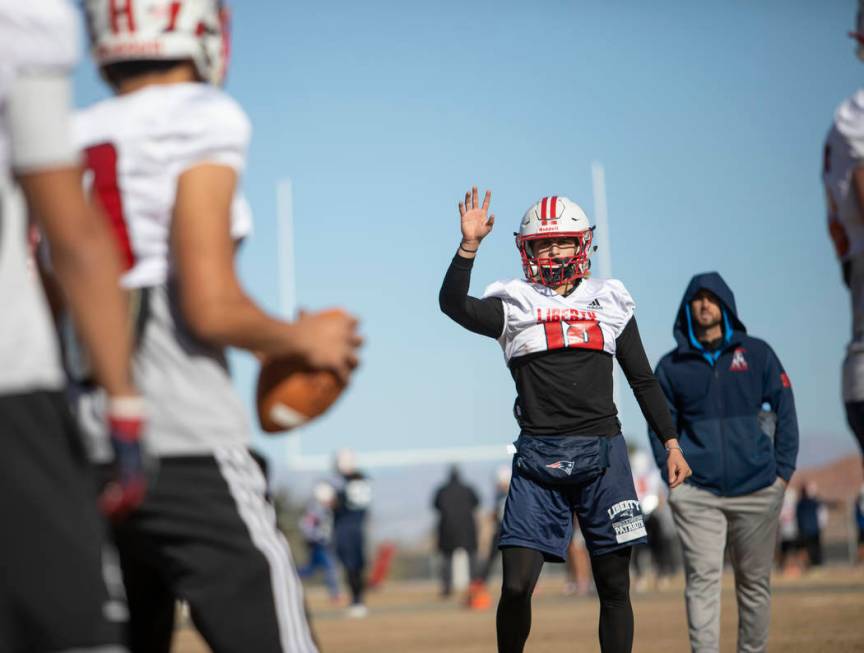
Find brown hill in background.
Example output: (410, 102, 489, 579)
(790, 454, 862, 501)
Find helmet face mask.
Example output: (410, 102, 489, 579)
(515, 196, 596, 288)
(84, 0, 231, 86)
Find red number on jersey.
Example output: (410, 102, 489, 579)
(84, 143, 135, 271)
(542, 320, 604, 352)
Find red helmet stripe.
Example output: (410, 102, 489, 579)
(540, 197, 548, 221)
(550, 196, 558, 219)
(166, 1, 182, 32)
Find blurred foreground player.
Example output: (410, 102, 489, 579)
(440, 189, 691, 653)
(824, 0, 864, 466)
(0, 1, 146, 650)
(72, 2, 362, 651)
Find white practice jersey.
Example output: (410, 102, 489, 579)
(483, 276, 635, 365)
(824, 89, 864, 262)
(74, 83, 254, 457)
(0, 0, 78, 394)
(74, 83, 252, 289)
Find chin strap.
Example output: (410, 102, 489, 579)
(537, 256, 590, 287)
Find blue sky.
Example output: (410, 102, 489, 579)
(74, 0, 862, 483)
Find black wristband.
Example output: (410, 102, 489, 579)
(459, 244, 478, 254)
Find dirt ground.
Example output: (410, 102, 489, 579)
(172, 566, 864, 652)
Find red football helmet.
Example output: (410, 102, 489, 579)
(515, 196, 595, 287)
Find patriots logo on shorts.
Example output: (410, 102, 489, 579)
(545, 460, 575, 475)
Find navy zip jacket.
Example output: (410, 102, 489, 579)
(648, 272, 799, 497)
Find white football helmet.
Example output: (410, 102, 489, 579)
(83, 0, 230, 85)
(313, 481, 336, 506)
(334, 448, 356, 476)
(515, 196, 596, 287)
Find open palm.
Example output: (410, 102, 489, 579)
(459, 187, 495, 244)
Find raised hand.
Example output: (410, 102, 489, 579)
(458, 187, 495, 252)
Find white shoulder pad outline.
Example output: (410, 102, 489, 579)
(835, 89, 864, 161)
(483, 278, 518, 299)
(482, 279, 524, 339)
(174, 86, 252, 175)
(601, 278, 635, 315)
(0, 0, 79, 71)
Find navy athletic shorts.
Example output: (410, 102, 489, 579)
(499, 433, 647, 561)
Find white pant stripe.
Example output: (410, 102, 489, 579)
(215, 447, 318, 653)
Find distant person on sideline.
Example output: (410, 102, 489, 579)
(795, 482, 826, 569)
(432, 465, 480, 597)
(332, 450, 372, 618)
(298, 481, 341, 602)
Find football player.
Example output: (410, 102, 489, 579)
(440, 188, 691, 653)
(824, 0, 864, 465)
(332, 449, 373, 618)
(0, 0, 145, 650)
(72, 2, 361, 651)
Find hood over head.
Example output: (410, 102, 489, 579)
(674, 272, 746, 363)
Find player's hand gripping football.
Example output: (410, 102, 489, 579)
(458, 187, 495, 254)
(293, 309, 363, 384)
(665, 439, 692, 489)
(100, 396, 148, 521)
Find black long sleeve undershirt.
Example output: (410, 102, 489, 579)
(438, 253, 504, 338)
(615, 318, 677, 442)
(439, 253, 677, 441)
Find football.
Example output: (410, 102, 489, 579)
(255, 306, 354, 434)
(256, 355, 346, 433)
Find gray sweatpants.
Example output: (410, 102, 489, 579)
(668, 479, 784, 653)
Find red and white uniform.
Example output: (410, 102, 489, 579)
(824, 89, 864, 402)
(483, 276, 635, 364)
(73, 83, 254, 457)
(75, 83, 252, 289)
(0, 0, 78, 394)
(825, 89, 864, 262)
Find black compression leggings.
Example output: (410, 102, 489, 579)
(496, 546, 634, 653)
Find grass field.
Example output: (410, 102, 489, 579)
(173, 566, 864, 652)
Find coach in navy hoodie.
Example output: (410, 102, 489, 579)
(649, 272, 798, 653)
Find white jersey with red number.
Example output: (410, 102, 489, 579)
(482, 276, 635, 364)
(824, 89, 864, 262)
(0, 0, 78, 394)
(74, 83, 252, 289)
(73, 83, 254, 457)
